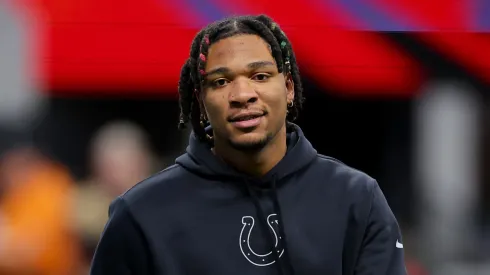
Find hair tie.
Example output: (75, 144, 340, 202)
(271, 23, 277, 31)
(199, 69, 206, 76)
(199, 53, 206, 62)
(280, 41, 287, 49)
(204, 35, 210, 45)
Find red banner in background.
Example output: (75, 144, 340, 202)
(17, 0, 490, 98)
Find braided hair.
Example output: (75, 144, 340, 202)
(177, 15, 304, 142)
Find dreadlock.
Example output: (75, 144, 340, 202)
(177, 15, 304, 142)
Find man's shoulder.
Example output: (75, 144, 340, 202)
(312, 154, 381, 222)
(312, 154, 377, 194)
(118, 163, 193, 207)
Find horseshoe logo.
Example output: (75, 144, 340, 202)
(239, 214, 285, 266)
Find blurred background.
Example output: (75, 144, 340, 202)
(1, 0, 489, 274)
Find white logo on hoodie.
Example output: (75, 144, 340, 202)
(239, 214, 285, 266)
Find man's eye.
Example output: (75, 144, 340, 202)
(252, 73, 270, 81)
(212, 79, 229, 87)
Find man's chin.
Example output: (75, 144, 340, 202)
(227, 133, 272, 152)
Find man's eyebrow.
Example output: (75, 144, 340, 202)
(204, 67, 230, 78)
(247, 61, 275, 70)
(204, 61, 276, 78)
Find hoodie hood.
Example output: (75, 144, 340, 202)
(176, 123, 317, 183)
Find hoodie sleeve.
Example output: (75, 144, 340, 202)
(354, 181, 407, 275)
(90, 197, 152, 275)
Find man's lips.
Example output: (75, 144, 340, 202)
(228, 111, 266, 129)
(228, 111, 265, 122)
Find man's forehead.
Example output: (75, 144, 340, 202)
(206, 35, 274, 67)
(208, 35, 271, 55)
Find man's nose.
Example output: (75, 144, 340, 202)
(229, 77, 258, 107)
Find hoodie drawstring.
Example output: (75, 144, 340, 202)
(245, 177, 295, 275)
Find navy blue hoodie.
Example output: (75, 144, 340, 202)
(90, 124, 406, 275)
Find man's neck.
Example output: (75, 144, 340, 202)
(213, 128, 287, 177)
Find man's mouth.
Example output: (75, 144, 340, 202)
(228, 111, 266, 129)
(230, 114, 264, 122)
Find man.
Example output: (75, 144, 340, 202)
(90, 15, 407, 275)
(74, 120, 154, 271)
(0, 146, 82, 275)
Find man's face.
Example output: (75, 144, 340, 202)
(201, 34, 294, 151)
